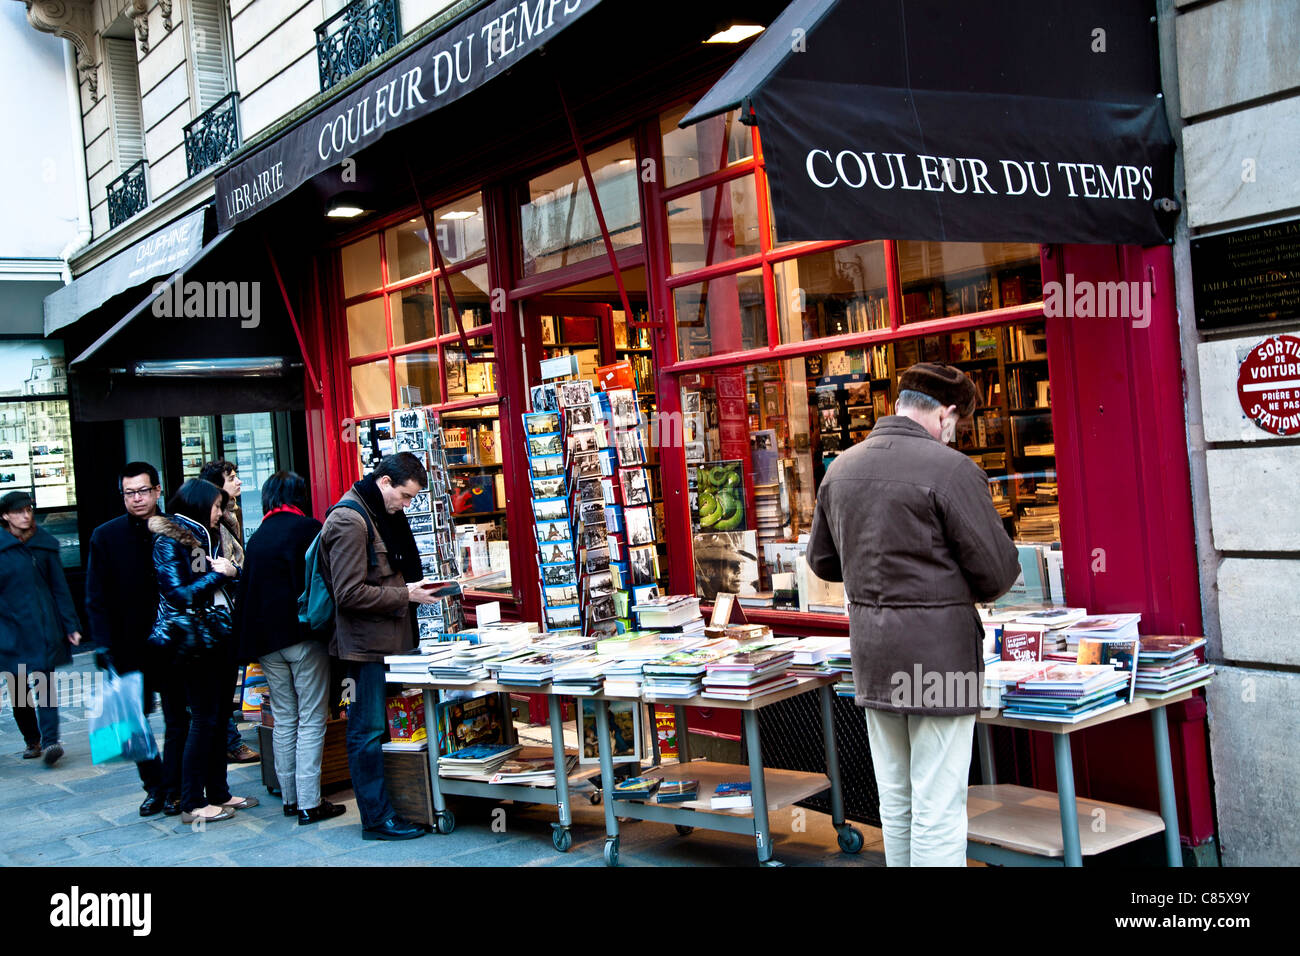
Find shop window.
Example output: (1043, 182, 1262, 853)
(394, 351, 442, 405)
(897, 241, 1042, 322)
(438, 264, 492, 333)
(341, 233, 382, 297)
(346, 296, 387, 356)
(179, 415, 219, 480)
(444, 335, 497, 403)
(520, 139, 641, 276)
(351, 359, 393, 418)
(673, 268, 767, 361)
(384, 218, 432, 282)
(667, 174, 762, 274)
(439, 403, 510, 591)
(772, 241, 890, 344)
(219, 413, 279, 537)
(678, 319, 1059, 613)
(659, 105, 753, 188)
(432, 194, 487, 267)
(389, 282, 437, 348)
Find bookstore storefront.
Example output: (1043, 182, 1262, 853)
(219, 1, 1214, 849)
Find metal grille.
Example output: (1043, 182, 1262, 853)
(315, 0, 403, 92)
(757, 693, 881, 828)
(184, 92, 241, 178)
(107, 160, 149, 229)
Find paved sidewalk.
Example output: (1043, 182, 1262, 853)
(0, 654, 885, 867)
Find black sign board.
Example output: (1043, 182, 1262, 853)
(1192, 220, 1300, 330)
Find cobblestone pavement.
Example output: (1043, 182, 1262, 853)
(0, 654, 885, 867)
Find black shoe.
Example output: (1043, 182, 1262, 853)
(21, 742, 42, 759)
(282, 803, 298, 817)
(41, 743, 64, 766)
(162, 796, 182, 817)
(361, 816, 426, 841)
(139, 793, 164, 817)
(298, 801, 347, 826)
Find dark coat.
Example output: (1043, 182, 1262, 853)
(234, 510, 322, 661)
(0, 526, 81, 674)
(148, 513, 232, 653)
(318, 487, 413, 663)
(807, 415, 1022, 715)
(85, 512, 160, 675)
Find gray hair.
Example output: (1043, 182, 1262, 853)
(896, 389, 943, 414)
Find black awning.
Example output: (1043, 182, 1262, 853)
(682, 0, 1177, 246)
(215, 0, 602, 231)
(44, 206, 209, 335)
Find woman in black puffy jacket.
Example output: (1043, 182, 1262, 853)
(149, 479, 258, 825)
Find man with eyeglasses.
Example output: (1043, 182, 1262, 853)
(86, 462, 172, 815)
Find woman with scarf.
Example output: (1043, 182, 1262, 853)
(234, 471, 346, 826)
(150, 478, 259, 824)
(317, 452, 439, 841)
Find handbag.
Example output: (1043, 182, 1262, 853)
(152, 603, 230, 662)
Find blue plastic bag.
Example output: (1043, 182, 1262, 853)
(88, 669, 159, 765)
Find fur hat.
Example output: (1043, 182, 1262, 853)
(898, 363, 980, 417)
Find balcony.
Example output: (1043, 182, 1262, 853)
(107, 159, 149, 229)
(316, 0, 402, 92)
(184, 92, 242, 178)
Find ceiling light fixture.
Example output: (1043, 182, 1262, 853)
(705, 24, 764, 43)
(439, 210, 476, 220)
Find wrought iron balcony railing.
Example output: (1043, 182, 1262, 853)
(184, 92, 242, 178)
(315, 0, 402, 92)
(107, 159, 149, 229)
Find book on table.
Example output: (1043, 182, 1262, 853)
(701, 674, 799, 701)
(612, 776, 662, 801)
(656, 779, 699, 803)
(711, 781, 753, 810)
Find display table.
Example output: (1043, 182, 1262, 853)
(590, 677, 864, 867)
(388, 678, 601, 852)
(971, 690, 1195, 867)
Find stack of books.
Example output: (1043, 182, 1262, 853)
(789, 636, 851, 677)
(982, 659, 1055, 709)
(827, 645, 855, 698)
(549, 654, 607, 695)
(641, 639, 740, 700)
(710, 781, 753, 810)
(1135, 635, 1213, 698)
(496, 649, 590, 686)
(602, 657, 648, 697)
(612, 776, 662, 801)
(487, 748, 578, 786)
(655, 779, 699, 803)
(437, 742, 522, 778)
(702, 648, 796, 701)
(1062, 613, 1142, 653)
(1000, 664, 1131, 723)
(427, 644, 504, 684)
(635, 595, 703, 631)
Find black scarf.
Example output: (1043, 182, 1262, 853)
(354, 475, 422, 582)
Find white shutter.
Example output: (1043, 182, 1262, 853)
(105, 37, 145, 167)
(190, 0, 232, 111)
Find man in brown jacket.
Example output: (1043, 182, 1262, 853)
(808, 363, 1021, 866)
(319, 452, 439, 841)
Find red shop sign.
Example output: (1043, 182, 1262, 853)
(1237, 335, 1300, 436)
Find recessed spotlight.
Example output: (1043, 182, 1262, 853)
(326, 203, 366, 219)
(705, 24, 764, 43)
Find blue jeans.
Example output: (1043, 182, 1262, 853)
(8, 669, 59, 748)
(344, 661, 395, 828)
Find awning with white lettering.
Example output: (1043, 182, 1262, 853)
(44, 206, 208, 335)
(682, 0, 1178, 245)
(215, 0, 602, 231)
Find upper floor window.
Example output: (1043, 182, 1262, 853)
(189, 0, 236, 111)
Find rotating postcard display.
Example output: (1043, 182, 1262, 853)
(526, 358, 659, 639)
(390, 406, 466, 643)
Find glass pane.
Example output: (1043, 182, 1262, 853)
(351, 359, 392, 418)
(673, 269, 767, 361)
(435, 404, 511, 590)
(897, 241, 1042, 323)
(219, 412, 278, 538)
(432, 192, 486, 267)
(390, 282, 437, 347)
(341, 234, 382, 298)
(681, 332, 1060, 612)
(394, 351, 442, 405)
(0, 398, 78, 512)
(772, 241, 889, 344)
(520, 140, 641, 276)
(178, 415, 218, 481)
(384, 218, 431, 281)
(660, 104, 753, 187)
(667, 175, 762, 274)
(346, 297, 387, 356)
(438, 265, 492, 332)
(444, 336, 497, 402)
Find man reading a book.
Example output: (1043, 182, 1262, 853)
(808, 363, 1020, 866)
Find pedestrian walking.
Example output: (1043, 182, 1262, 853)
(317, 453, 437, 840)
(807, 363, 1022, 866)
(0, 490, 82, 766)
(85, 462, 178, 814)
(235, 471, 346, 825)
(149, 478, 258, 824)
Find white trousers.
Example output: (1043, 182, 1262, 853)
(863, 708, 976, 867)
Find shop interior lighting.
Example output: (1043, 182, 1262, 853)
(439, 210, 476, 220)
(705, 24, 764, 43)
(326, 203, 366, 219)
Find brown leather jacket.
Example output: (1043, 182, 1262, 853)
(318, 487, 413, 663)
(807, 415, 1021, 715)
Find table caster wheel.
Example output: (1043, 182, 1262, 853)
(589, 791, 602, 806)
(435, 810, 455, 835)
(675, 825, 694, 836)
(603, 838, 620, 866)
(837, 826, 864, 854)
(551, 825, 573, 852)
